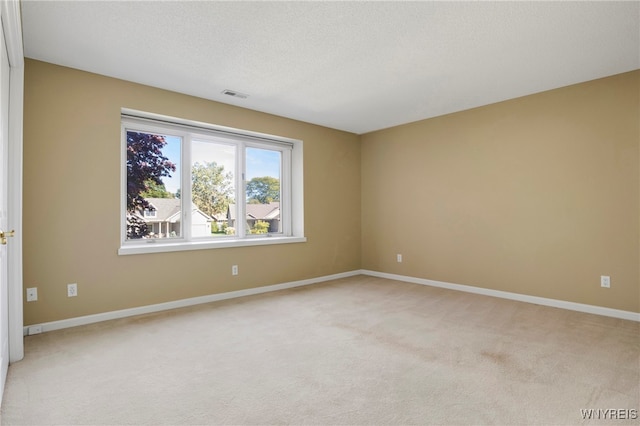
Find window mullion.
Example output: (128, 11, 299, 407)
(236, 142, 246, 238)
(183, 134, 192, 241)
(281, 148, 292, 236)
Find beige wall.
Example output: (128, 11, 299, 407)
(23, 60, 639, 325)
(362, 71, 640, 313)
(23, 59, 362, 325)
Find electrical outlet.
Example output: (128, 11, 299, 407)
(26, 287, 38, 302)
(397, 254, 403, 263)
(600, 276, 610, 288)
(67, 283, 78, 297)
(232, 265, 238, 276)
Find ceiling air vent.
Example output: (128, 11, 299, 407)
(221, 89, 248, 99)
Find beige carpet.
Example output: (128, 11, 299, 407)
(2, 275, 638, 425)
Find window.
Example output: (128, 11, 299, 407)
(120, 110, 305, 255)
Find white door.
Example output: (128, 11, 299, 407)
(0, 0, 25, 404)
(0, 16, 10, 400)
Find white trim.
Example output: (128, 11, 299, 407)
(7, 59, 22, 362)
(23, 270, 361, 335)
(118, 235, 307, 255)
(24, 270, 638, 336)
(121, 108, 298, 147)
(0, 0, 23, 68)
(2, 0, 23, 362)
(362, 270, 640, 322)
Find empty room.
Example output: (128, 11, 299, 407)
(0, 1, 638, 425)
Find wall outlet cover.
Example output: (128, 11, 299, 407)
(67, 283, 78, 297)
(26, 287, 38, 302)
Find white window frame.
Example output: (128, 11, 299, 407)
(119, 109, 305, 255)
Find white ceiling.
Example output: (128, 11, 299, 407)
(21, 1, 640, 135)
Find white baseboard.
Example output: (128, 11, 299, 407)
(362, 270, 640, 322)
(24, 269, 639, 335)
(23, 270, 362, 336)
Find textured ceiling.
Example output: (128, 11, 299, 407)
(21, 1, 640, 134)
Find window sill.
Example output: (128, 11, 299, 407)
(118, 236, 307, 256)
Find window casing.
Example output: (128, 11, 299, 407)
(120, 110, 305, 255)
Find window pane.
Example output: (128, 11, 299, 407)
(191, 140, 236, 238)
(246, 147, 282, 234)
(126, 131, 181, 240)
(122, 113, 301, 253)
